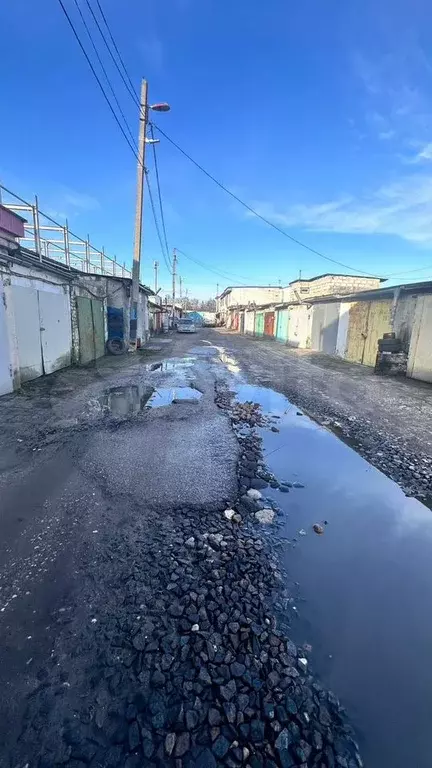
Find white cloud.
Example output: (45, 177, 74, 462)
(378, 130, 396, 141)
(353, 50, 432, 152)
(407, 142, 432, 164)
(61, 190, 100, 211)
(251, 174, 432, 244)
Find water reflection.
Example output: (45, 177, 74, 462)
(235, 382, 432, 768)
(99, 385, 153, 417)
(146, 386, 202, 408)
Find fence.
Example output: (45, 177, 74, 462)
(0, 183, 131, 278)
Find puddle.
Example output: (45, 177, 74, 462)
(146, 386, 202, 408)
(99, 385, 153, 417)
(146, 357, 196, 372)
(235, 382, 432, 768)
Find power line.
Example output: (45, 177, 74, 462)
(150, 124, 171, 267)
(71, 0, 137, 147)
(152, 123, 380, 278)
(93, 0, 139, 102)
(175, 248, 251, 285)
(55, 0, 140, 161)
(146, 172, 172, 274)
(84, 0, 141, 108)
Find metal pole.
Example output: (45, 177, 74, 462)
(130, 78, 148, 347)
(123, 261, 126, 277)
(101, 247, 105, 274)
(32, 205, 42, 261)
(34, 196, 42, 260)
(179, 276, 183, 305)
(154, 260, 159, 293)
(85, 236, 91, 272)
(64, 220, 71, 268)
(172, 248, 177, 327)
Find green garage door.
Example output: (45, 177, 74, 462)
(255, 312, 264, 337)
(76, 296, 105, 364)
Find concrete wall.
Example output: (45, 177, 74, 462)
(284, 275, 381, 303)
(72, 274, 150, 347)
(219, 287, 283, 314)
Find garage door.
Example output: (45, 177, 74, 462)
(76, 296, 105, 364)
(311, 303, 340, 354)
(407, 295, 432, 382)
(0, 280, 13, 394)
(38, 291, 72, 374)
(11, 285, 43, 382)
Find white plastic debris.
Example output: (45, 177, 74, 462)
(191, 624, 199, 632)
(247, 489, 262, 500)
(298, 657, 308, 672)
(298, 529, 307, 536)
(223, 509, 235, 520)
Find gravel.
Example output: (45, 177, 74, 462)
(4, 344, 363, 768)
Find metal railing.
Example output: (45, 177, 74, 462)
(0, 183, 131, 278)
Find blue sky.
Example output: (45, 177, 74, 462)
(2, 0, 432, 297)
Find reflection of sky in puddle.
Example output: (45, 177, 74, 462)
(99, 385, 152, 417)
(147, 387, 202, 408)
(201, 342, 241, 374)
(234, 381, 432, 768)
(147, 357, 196, 372)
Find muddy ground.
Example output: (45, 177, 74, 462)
(1, 329, 432, 768)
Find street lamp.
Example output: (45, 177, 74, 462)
(150, 102, 171, 113)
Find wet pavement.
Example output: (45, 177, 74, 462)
(1, 330, 432, 767)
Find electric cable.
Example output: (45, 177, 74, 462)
(152, 122, 381, 278)
(55, 0, 140, 161)
(71, 0, 137, 147)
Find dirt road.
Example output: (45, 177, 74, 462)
(1, 330, 432, 768)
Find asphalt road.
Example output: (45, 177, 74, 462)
(1, 329, 431, 768)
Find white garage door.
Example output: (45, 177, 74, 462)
(11, 285, 43, 382)
(0, 280, 13, 395)
(38, 291, 71, 374)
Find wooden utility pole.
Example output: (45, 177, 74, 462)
(130, 78, 148, 347)
(154, 260, 159, 293)
(172, 248, 177, 327)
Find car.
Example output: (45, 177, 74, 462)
(176, 318, 196, 333)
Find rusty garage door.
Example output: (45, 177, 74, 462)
(346, 300, 392, 366)
(264, 311, 275, 337)
(76, 296, 105, 364)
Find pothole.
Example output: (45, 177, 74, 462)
(146, 386, 202, 408)
(98, 385, 153, 417)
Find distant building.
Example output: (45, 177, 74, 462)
(283, 273, 383, 303)
(217, 285, 283, 326)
